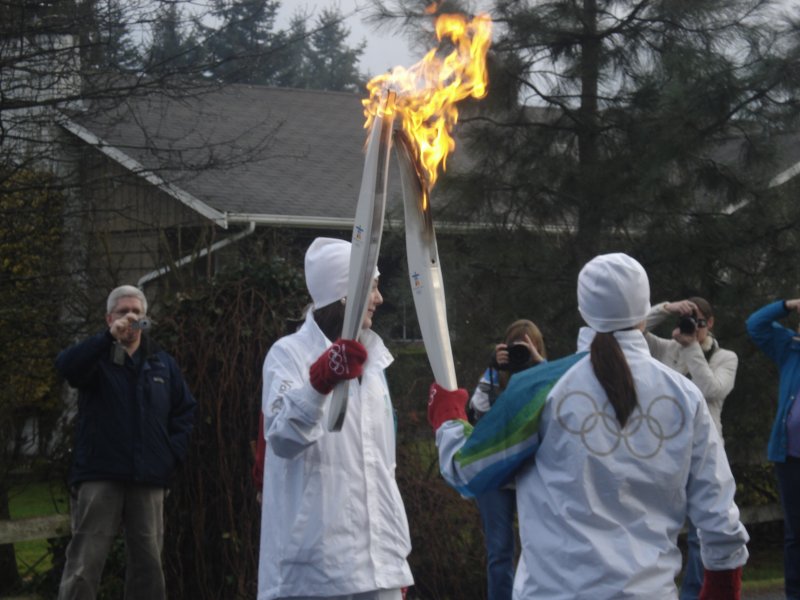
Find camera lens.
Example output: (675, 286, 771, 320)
(678, 315, 697, 335)
(507, 344, 531, 369)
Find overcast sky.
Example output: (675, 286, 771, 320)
(279, 0, 799, 83)
(277, 1, 419, 77)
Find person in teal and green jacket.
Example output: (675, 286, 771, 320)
(428, 253, 748, 599)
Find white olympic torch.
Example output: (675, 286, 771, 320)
(394, 129, 458, 390)
(353, 10, 490, 394)
(327, 92, 397, 432)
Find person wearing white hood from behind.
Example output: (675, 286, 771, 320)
(426, 252, 749, 599)
(256, 237, 413, 600)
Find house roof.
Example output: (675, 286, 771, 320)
(60, 84, 405, 230)
(59, 83, 800, 230)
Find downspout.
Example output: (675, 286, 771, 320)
(137, 221, 256, 288)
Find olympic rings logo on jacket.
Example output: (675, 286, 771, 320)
(555, 392, 686, 459)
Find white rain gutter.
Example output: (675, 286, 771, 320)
(137, 221, 256, 287)
(224, 213, 575, 234)
(225, 212, 354, 229)
(226, 213, 406, 230)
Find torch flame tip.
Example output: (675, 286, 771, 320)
(363, 11, 491, 190)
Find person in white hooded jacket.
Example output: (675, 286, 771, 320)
(257, 237, 413, 600)
(644, 297, 737, 439)
(426, 253, 748, 599)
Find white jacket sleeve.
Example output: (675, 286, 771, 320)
(470, 382, 491, 414)
(681, 343, 737, 415)
(686, 398, 749, 570)
(261, 343, 328, 459)
(645, 301, 671, 331)
(644, 303, 675, 360)
(436, 355, 583, 497)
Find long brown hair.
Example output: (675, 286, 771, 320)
(313, 301, 345, 342)
(497, 319, 547, 389)
(590, 331, 637, 427)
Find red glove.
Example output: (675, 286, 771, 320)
(698, 566, 742, 600)
(309, 338, 367, 394)
(427, 382, 468, 431)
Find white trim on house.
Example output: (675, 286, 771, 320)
(58, 116, 229, 228)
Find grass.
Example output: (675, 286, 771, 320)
(675, 519, 785, 592)
(741, 520, 785, 592)
(8, 480, 69, 575)
(5, 478, 788, 593)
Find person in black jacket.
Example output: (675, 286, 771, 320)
(55, 285, 196, 600)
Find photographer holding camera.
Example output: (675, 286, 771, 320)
(55, 285, 197, 600)
(468, 319, 546, 600)
(644, 296, 739, 600)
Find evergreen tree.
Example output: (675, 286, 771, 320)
(146, 1, 205, 76)
(270, 14, 311, 89)
(432, 0, 799, 262)
(373, 0, 800, 451)
(82, 0, 141, 71)
(306, 8, 366, 92)
(198, 3, 366, 90)
(201, 0, 282, 84)
(369, 0, 800, 304)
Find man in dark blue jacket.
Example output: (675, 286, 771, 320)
(55, 285, 196, 600)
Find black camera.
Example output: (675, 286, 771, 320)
(507, 343, 532, 371)
(678, 313, 697, 335)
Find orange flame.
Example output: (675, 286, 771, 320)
(363, 11, 492, 194)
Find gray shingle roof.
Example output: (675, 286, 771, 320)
(63, 84, 404, 228)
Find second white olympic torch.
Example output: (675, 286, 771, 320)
(394, 129, 458, 390)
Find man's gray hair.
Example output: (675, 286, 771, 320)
(106, 285, 148, 314)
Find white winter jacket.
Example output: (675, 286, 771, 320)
(257, 311, 413, 600)
(645, 302, 738, 437)
(436, 329, 748, 599)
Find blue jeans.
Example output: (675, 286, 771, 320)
(776, 457, 800, 600)
(476, 487, 517, 600)
(679, 522, 702, 600)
